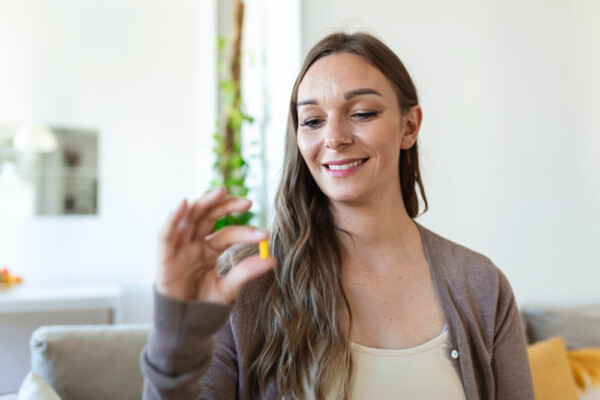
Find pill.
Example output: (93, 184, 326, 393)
(259, 240, 269, 259)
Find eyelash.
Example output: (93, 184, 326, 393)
(299, 118, 323, 128)
(299, 111, 379, 129)
(354, 111, 378, 120)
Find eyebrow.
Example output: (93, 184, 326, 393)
(297, 88, 383, 107)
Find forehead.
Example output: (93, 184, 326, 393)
(297, 52, 396, 103)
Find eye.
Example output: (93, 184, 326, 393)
(299, 118, 324, 129)
(352, 111, 379, 120)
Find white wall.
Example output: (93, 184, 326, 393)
(301, 0, 600, 306)
(0, 0, 214, 323)
(0, 0, 219, 391)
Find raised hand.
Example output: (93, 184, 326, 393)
(156, 187, 275, 304)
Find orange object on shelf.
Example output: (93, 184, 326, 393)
(0, 267, 23, 289)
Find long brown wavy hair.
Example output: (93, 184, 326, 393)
(228, 32, 428, 399)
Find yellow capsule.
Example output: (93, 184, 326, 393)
(259, 240, 269, 259)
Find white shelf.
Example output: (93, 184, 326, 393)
(0, 283, 122, 323)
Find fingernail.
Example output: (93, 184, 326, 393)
(253, 229, 267, 238)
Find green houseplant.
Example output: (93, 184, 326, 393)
(211, 0, 254, 230)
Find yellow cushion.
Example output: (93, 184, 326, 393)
(527, 336, 579, 400)
(568, 348, 600, 393)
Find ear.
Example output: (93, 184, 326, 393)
(400, 105, 423, 150)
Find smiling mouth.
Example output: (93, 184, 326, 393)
(325, 158, 369, 171)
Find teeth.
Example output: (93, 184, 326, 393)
(328, 159, 365, 170)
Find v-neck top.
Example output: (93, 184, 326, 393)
(346, 329, 466, 399)
(300, 325, 466, 399)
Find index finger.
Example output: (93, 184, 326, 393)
(191, 197, 252, 242)
(161, 199, 188, 241)
(162, 188, 227, 244)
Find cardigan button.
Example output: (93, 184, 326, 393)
(451, 349, 459, 359)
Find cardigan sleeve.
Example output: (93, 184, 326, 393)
(199, 319, 240, 399)
(491, 270, 535, 399)
(140, 289, 237, 400)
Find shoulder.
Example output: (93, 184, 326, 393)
(417, 223, 513, 305)
(418, 223, 497, 275)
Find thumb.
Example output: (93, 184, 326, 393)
(218, 254, 276, 303)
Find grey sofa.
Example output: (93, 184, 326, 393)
(521, 305, 600, 349)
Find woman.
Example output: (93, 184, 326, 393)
(141, 32, 534, 400)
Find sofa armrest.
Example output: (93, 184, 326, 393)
(30, 324, 150, 400)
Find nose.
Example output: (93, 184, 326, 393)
(324, 116, 353, 150)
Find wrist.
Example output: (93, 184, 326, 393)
(155, 281, 188, 302)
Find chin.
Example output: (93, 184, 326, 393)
(320, 186, 369, 205)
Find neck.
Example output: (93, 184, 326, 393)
(329, 189, 422, 271)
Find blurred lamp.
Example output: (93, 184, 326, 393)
(13, 122, 58, 153)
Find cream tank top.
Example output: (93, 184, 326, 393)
(301, 325, 467, 399)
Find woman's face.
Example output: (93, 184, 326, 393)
(296, 52, 420, 205)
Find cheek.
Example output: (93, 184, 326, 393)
(374, 120, 403, 149)
(297, 134, 321, 165)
